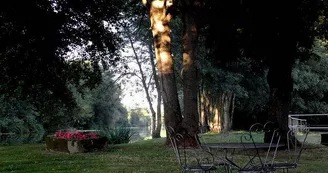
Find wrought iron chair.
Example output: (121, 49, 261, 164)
(166, 126, 217, 173)
(263, 123, 282, 168)
(196, 133, 234, 173)
(268, 128, 309, 173)
(238, 122, 280, 173)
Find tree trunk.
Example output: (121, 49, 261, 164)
(265, 53, 294, 143)
(181, 1, 199, 139)
(198, 83, 203, 131)
(262, 2, 297, 144)
(145, 0, 182, 136)
(229, 93, 235, 130)
(200, 90, 206, 132)
(212, 95, 222, 133)
(126, 29, 157, 138)
(222, 91, 234, 133)
(149, 43, 162, 138)
(155, 89, 162, 137)
(222, 92, 230, 133)
(202, 90, 210, 132)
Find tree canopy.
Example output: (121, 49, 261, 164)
(1, 0, 328, 139)
(0, 0, 124, 105)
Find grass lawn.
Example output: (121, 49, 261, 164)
(0, 132, 327, 173)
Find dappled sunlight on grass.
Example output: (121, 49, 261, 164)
(230, 130, 246, 134)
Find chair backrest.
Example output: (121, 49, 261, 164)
(286, 128, 309, 165)
(166, 126, 216, 171)
(240, 123, 265, 170)
(263, 122, 281, 166)
(166, 126, 185, 169)
(241, 122, 281, 171)
(264, 128, 281, 166)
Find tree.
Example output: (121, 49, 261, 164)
(0, 0, 126, 132)
(292, 39, 328, 114)
(124, 26, 159, 137)
(142, 0, 205, 146)
(116, 0, 164, 138)
(149, 43, 163, 138)
(250, 0, 323, 140)
(140, 0, 328, 144)
(0, 95, 44, 134)
(76, 71, 128, 131)
(180, 0, 200, 137)
(199, 59, 261, 132)
(202, 0, 327, 139)
(0, 0, 124, 107)
(142, 0, 182, 133)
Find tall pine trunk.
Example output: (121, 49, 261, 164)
(265, 51, 294, 143)
(262, 1, 297, 144)
(181, 1, 199, 139)
(222, 91, 234, 133)
(144, 0, 182, 137)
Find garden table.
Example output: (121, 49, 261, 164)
(201, 143, 283, 149)
(201, 143, 284, 171)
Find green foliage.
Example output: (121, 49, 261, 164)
(292, 39, 328, 113)
(201, 57, 269, 119)
(0, 133, 44, 145)
(102, 126, 134, 144)
(0, 0, 128, 135)
(39, 102, 80, 132)
(129, 108, 150, 127)
(0, 96, 44, 135)
(0, 0, 125, 114)
(72, 71, 129, 131)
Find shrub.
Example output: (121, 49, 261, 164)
(102, 126, 134, 144)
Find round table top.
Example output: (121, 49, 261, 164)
(201, 142, 284, 149)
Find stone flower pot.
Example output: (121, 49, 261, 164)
(45, 135, 108, 153)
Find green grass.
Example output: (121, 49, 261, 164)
(0, 132, 327, 173)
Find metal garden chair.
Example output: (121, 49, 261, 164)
(196, 132, 234, 173)
(263, 122, 282, 169)
(267, 128, 309, 173)
(166, 126, 217, 173)
(238, 122, 280, 173)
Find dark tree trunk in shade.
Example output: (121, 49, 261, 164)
(181, 3, 200, 141)
(264, 49, 295, 143)
(222, 91, 234, 133)
(258, 1, 299, 144)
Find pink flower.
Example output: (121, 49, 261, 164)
(54, 131, 99, 140)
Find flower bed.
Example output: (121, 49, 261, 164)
(46, 130, 108, 153)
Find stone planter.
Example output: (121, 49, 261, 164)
(45, 135, 108, 153)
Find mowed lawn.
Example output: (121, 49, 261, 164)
(0, 132, 327, 173)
